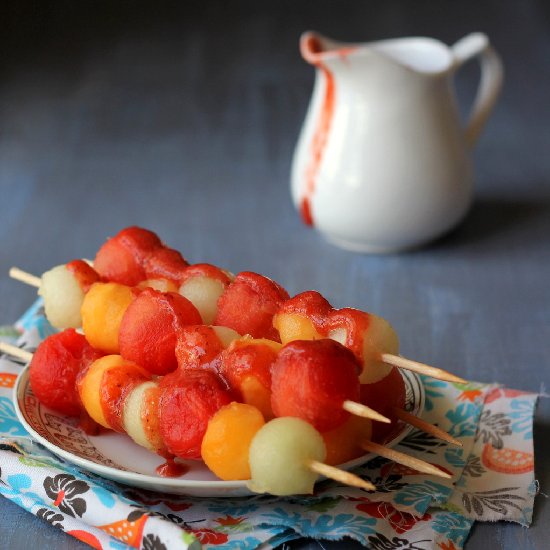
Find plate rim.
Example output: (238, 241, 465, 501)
(13, 366, 424, 494)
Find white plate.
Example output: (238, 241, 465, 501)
(14, 367, 424, 497)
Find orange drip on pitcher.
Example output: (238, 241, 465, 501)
(300, 35, 337, 227)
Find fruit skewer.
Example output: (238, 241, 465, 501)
(203, 404, 450, 497)
(10, 265, 466, 385)
(9, 225, 465, 384)
(274, 291, 466, 384)
(0, 340, 376, 491)
(9, 260, 231, 332)
(221, 339, 453, 482)
(275, 291, 463, 447)
(0, 337, 451, 490)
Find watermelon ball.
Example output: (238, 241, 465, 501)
(360, 367, 406, 443)
(175, 325, 240, 373)
(143, 247, 189, 286)
(219, 337, 281, 420)
(271, 339, 361, 432)
(119, 288, 202, 375)
(214, 271, 290, 341)
(158, 369, 233, 460)
(94, 226, 163, 286)
(29, 329, 103, 417)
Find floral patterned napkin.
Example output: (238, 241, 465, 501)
(0, 302, 539, 550)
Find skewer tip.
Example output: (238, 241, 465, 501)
(9, 267, 42, 288)
(380, 353, 467, 384)
(392, 407, 463, 447)
(307, 459, 376, 491)
(361, 440, 453, 480)
(342, 400, 391, 424)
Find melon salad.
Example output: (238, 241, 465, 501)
(27, 226, 410, 496)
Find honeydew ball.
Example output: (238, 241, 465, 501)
(38, 265, 85, 329)
(329, 314, 399, 384)
(123, 380, 166, 455)
(247, 417, 326, 496)
(179, 276, 226, 325)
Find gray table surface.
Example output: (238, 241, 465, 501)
(1, 1, 549, 548)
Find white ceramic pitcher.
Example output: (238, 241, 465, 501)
(291, 32, 503, 252)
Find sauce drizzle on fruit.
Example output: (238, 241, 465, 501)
(66, 259, 100, 293)
(156, 457, 189, 478)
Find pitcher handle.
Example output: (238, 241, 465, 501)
(452, 33, 504, 148)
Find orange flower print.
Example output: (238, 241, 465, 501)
(458, 389, 482, 402)
(215, 515, 246, 526)
(0, 373, 17, 388)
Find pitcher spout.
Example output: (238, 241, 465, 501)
(300, 31, 360, 66)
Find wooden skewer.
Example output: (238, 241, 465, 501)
(306, 459, 376, 491)
(343, 400, 390, 424)
(380, 353, 467, 384)
(360, 440, 452, 479)
(0, 342, 33, 363)
(9, 267, 41, 288)
(393, 407, 462, 447)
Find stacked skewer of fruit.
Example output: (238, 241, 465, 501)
(2, 226, 464, 496)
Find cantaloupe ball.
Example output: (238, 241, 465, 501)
(78, 355, 121, 429)
(273, 312, 323, 345)
(78, 354, 149, 430)
(239, 376, 273, 420)
(39, 265, 85, 329)
(329, 314, 398, 384)
(201, 402, 265, 480)
(179, 277, 226, 324)
(81, 282, 134, 353)
(248, 417, 326, 495)
(322, 416, 373, 466)
(123, 380, 166, 455)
